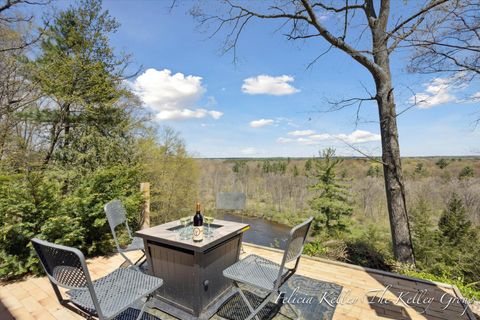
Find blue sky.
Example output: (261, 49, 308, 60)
(35, 1, 480, 157)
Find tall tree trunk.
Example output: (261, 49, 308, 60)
(376, 78, 415, 264)
(372, 25, 415, 264)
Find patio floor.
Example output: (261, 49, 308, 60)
(0, 243, 476, 320)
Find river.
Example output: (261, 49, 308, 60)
(222, 213, 291, 249)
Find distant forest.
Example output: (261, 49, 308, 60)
(196, 157, 480, 226)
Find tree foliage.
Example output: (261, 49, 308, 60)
(459, 166, 474, 180)
(411, 194, 480, 290)
(137, 127, 198, 225)
(28, 0, 138, 170)
(0, 166, 142, 279)
(435, 158, 450, 169)
(308, 148, 353, 235)
(438, 193, 472, 246)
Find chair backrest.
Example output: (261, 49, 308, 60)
(104, 199, 132, 247)
(274, 217, 313, 290)
(216, 192, 246, 210)
(31, 238, 104, 318)
(283, 217, 313, 263)
(31, 238, 90, 289)
(105, 199, 128, 230)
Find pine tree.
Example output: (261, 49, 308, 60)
(410, 198, 437, 268)
(29, 0, 138, 171)
(308, 148, 353, 235)
(438, 194, 471, 246)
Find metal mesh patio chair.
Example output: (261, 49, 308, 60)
(223, 217, 313, 320)
(105, 199, 146, 269)
(31, 238, 163, 320)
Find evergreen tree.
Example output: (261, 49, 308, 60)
(438, 193, 472, 246)
(29, 0, 138, 171)
(410, 198, 438, 268)
(308, 148, 353, 235)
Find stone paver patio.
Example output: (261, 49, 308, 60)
(0, 243, 476, 320)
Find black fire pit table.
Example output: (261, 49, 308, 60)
(135, 218, 250, 320)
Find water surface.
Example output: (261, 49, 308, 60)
(222, 213, 291, 249)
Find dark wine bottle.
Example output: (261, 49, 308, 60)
(193, 202, 203, 242)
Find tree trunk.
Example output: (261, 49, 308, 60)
(373, 43, 415, 264)
(377, 85, 415, 264)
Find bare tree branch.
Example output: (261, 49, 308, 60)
(387, 0, 449, 39)
(338, 139, 386, 165)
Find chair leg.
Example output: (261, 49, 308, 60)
(246, 293, 275, 320)
(236, 287, 258, 320)
(240, 244, 246, 254)
(120, 251, 136, 267)
(135, 295, 152, 320)
(235, 282, 274, 320)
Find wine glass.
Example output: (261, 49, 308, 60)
(179, 216, 190, 240)
(204, 216, 214, 238)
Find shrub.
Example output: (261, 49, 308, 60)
(458, 166, 474, 179)
(435, 158, 449, 169)
(401, 270, 480, 301)
(0, 165, 142, 279)
(409, 194, 480, 296)
(303, 239, 347, 261)
(366, 164, 381, 177)
(345, 240, 393, 271)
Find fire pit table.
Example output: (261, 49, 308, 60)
(135, 218, 249, 320)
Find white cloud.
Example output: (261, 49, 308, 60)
(297, 137, 317, 145)
(335, 130, 381, 144)
(278, 130, 381, 145)
(287, 130, 315, 136)
(242, 75, 300, 95)
(240, 147, 256, 155)
(250, 119, 275, 128)
(155, 109, 223, 121)
(132, 68, 223, 121)
(277, 137, 293, 144)
(310, 134, 331, 141)
(410, 76, 461, 109)
(472, 92, 480, 100)
(208, 110, 223, 119)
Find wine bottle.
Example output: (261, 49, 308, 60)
(193, 202, 204, 242)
